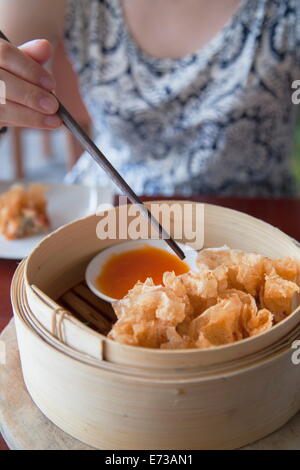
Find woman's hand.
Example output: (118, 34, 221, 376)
(0, 38, 61, 129)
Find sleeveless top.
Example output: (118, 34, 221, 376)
(64, 0, 300, 197)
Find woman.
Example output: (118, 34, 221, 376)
(0, 0, 299, 196)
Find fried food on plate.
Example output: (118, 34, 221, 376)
(0, 184, 50, 240)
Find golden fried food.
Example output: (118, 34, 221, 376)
(260, 274, 299, 323)
(0, 184, 49, 240)
(163, 266, 228, 315)
(197, 248, 265, 295)
(108, 278, 191, 347)
(189, 295, 243, 347)
(109, 248, 300, 349)
(264, 257, 299, 282)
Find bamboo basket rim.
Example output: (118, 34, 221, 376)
(12, 260, 300, 385)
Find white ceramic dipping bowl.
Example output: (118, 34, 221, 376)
(85, 239, 198, 303)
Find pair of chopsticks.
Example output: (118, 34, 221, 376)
(0, 30, 185, 260)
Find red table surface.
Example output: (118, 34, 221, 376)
(0, 196, 299, 450)
(0, 259, 19, 451)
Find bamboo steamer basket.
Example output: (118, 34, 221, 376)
(11, 201, 300, 449)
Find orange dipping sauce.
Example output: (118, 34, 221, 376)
(96, 245, 190, 300)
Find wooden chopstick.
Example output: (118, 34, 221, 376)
(59, 103, 185, 259)
(0, 30, 185, 260)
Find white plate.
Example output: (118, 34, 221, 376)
(0, 182, 100, 260)
(86, 239, 198, 303)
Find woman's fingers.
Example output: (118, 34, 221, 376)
(19, 39, 53, 66)
(0, 68, 58, 114)
(0, 39, 55, 91)
(0, 38, 60, 130)
(0, 99, 61, 129)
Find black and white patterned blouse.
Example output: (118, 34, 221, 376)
(64, 0, 300, 197)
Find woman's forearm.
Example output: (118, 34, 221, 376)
(0, 0, 65, 46)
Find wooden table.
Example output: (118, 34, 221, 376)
(0, 196, 299, 450)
